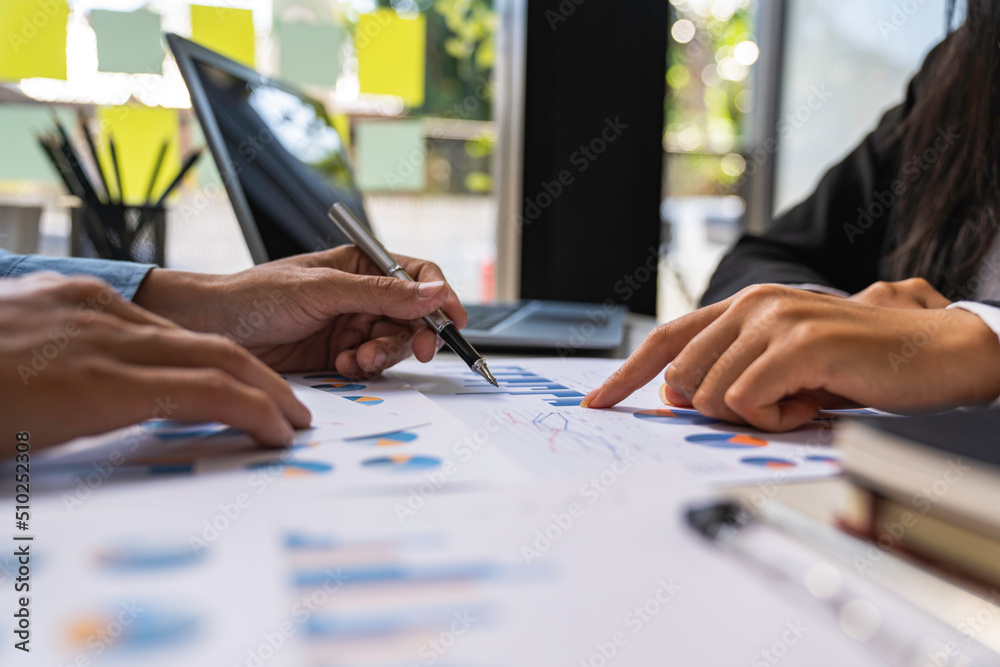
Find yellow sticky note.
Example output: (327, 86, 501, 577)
(357, 10, 426, 107)
(0, 0, 70, 81)
(190, 5, 255, 68)
(97, 106, 181, 206)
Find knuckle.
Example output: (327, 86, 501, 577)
(904, 277, 931, 291)
(198, 368, 238, 398)
(203, 333, 248, 360)
(425, 262, 445, 279)
(650, 322, 674, 343)
(371, 275, 399, 298)
(691, 387, 724, 418)
(724, 385, 751, 414)
(787, 320, 827, 350)
(866, 281, 894, 297)
(63, 275, 111, 298)
(83, 312, 126, 338)
(734, 283, 785, 308)
(665, 362, 702, 397)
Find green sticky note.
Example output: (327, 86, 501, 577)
(277, 21, 343, 88)
(0, 0, 70, 81)
(89, 10, 164, 75)
(355, 120, 425, 192)
(96, 106, 181, 206)
(357, 11, 426, 107)
(0, 106, 72, 183)
(190, 5, 255, 68)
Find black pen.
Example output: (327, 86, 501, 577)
(108, 134, 124, 204)
(327, 203, 498, 387)
(144, 139, 170, 206)
(77, 111, 111, 203)
(151, 147, 203, 208)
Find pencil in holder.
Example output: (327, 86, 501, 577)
(71, 203, 167, 267)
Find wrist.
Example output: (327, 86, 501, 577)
(133, 268, 228, 333)
(948, 309, 1000, 405)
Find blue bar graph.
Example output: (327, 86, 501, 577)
(449, 365, 585, 407)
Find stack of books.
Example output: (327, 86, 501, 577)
(837, 410, 1000, 590)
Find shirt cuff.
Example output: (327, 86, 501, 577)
(786, 283, 850, 298)
(948, 301, 1000, 406)
(2, 254, 155, 301)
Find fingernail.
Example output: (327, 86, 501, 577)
(581, 387, 601, 409)
(417, 281, 446, 298)
(658, 383, 672, 405)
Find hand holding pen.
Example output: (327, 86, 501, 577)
(327, 203, 498, 386)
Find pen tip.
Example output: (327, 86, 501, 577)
(473, 360, 499, 387)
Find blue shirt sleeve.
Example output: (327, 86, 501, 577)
(0, 249, 155, 301)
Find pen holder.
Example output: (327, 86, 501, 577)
(70, 203, 167, 266)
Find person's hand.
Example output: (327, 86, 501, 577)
(849, 277, 952, 309)
(582, 284, 1000, 432)
(134, 246, 467, 377)
(0, 273, 310, 452)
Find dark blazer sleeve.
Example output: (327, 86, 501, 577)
(700, 41, 945, 306)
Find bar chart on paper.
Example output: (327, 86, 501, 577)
(391, 358, 853, 485)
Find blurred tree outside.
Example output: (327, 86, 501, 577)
(665, 0, 758, 197)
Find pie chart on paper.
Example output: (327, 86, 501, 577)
(632, 408, 720, 426)
(246, 460, 335, 476)
(310, 382, 368, 393)
(361, 455, 442, 472)
(346, 431, 419, 447)
(343, 396, 385, 406)
(684, 433, 768, 449)
(740, 457, 796, 469)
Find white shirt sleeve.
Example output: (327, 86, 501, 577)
(948, 301, 1000, 406)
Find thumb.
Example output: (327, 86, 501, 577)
(330, 274, 449, 320)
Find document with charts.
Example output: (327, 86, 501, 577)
(391, 357, 864, 486)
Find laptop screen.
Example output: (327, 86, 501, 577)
(184, 47, 369, 259)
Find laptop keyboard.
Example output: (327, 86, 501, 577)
(464, 304, 523, 331)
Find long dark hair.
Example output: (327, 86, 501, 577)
(886, 0, 1000, 294)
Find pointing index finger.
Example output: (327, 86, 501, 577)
(583, 300, 731, 409)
